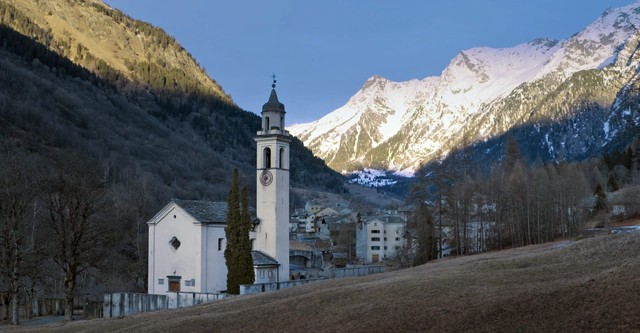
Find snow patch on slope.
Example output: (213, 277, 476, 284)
(348, 168, 399, 187)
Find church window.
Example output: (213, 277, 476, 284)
(265, 117, 270, 131)
(158, 278, 164, 285)
(218, 238, 224, 251)
(169, 236, 181, 251)
(264, 148, 271, 168)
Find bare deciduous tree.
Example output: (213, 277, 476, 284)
(0, 148, 42, 325)
(40, 150, 108, 321)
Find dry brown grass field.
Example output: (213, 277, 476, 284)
(6, 231, 640, 333)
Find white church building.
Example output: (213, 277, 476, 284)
(147, 82, 291, 294)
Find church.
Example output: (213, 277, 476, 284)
(147, 81, 291, 294)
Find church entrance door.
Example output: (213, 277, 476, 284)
(167, 275, 181, 292)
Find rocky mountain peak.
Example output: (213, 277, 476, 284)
(289, 2, 640, 176)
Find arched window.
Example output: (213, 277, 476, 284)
(264, 147, 271, 168)
(279, 147, 285, 169)
(265, 117, 270, 131)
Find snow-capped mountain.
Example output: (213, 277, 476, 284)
(289, 2, 640, 176)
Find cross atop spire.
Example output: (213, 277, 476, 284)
(262, 74, 285, 113)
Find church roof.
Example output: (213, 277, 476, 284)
(172, 199, 228, 223)
(262, 88, 285, 113)
(167, 199, 259, 225)
(251, 251, 279, 266)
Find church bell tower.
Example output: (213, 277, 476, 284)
(255, 78, 290, 281)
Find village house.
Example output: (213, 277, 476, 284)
(356, 212, 407, 263)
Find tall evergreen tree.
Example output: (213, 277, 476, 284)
(238, 187, 255, 286)
(503, 135, 522, 175)
(407, 166, 437, 265)
(607, 173, 619, 192)
(224, 169, 241, 294)
(413, 201, 437, 266)
(593, 183, 607, 213)
(224, 169, 254, 294)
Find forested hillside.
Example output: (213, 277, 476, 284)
(0, 0, 343, 196)
(0, 0, 342, 319)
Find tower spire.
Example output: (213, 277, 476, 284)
(254, 74, 291, 282)
(262, 74, 285, 113)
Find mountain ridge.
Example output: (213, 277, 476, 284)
(289, 2, 640, 175)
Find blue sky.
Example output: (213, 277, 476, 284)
(104, 1, 632, 124)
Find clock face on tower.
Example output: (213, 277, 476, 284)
(260, 170, 273, 186)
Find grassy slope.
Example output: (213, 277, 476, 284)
(9, 231, 640, 332)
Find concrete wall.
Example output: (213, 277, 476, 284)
(32, 298, 64, 317)
(241, 265, 385, 295)
(103, 293, 167, 318)
(240, 279, 318, 295)
(322, 265, 384, 279)
(104, 292, 226, 318)
(165, 291, 226, 309)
